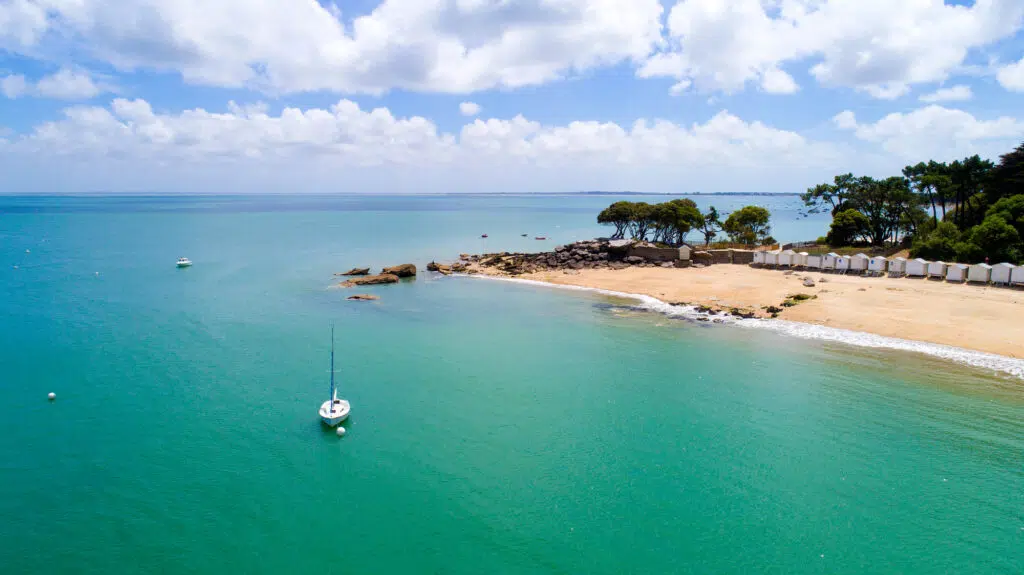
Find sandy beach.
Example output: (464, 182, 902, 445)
(474, 265, 1024, 359)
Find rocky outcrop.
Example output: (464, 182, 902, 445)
(339, 274, 400, 287)
(461, 239, 687, 276)
(381, 263, 417, 278)
(337, 267, 370, 276)
(347, 294, 380, 301)
(428, 261, 453, 275)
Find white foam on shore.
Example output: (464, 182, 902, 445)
(465, 274, 1024, 380)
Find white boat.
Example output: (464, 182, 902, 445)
(176, 257, 192, 267)
(319, 325, 350, 427)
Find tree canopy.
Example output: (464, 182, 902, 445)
(807, 140, 1024, 264)
(597, 200, 766, 247)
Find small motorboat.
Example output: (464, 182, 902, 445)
(176, 257, 192, 267)
(481, 234, 489, 238)
(521, 234, 528, 237)
(534, 237, 547, 240)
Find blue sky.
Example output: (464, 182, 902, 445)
(1, 0, 1023, 194)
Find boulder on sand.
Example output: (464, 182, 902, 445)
(381, 263, 417, 278)
(339, 274, 400, 287)
(347, 294, 380, 301)
(336, 267, 370, 276)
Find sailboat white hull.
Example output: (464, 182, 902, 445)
(319, 399, 350, 427)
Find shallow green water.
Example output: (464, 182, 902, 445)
(1, 196, 1021, 574)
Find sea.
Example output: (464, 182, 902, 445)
(1, 194, 1021, 574)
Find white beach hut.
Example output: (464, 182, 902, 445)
(795, 252, 809, 267)
(927, 261, 948, 279)
(906, 258, 928, 277)
(850, 253, 870, 273)
(836, 255, 852, 274)
(888, 257, 907, 277)
(752, 251, 765, 266)
(991, 262, 1016, 285)
(778, 249, 797, 267)
(968, 263, 992, 284)
(763, 251, 779, 267)
(806, 255, 823, 270)
(868, 256, 888, 275)
(1011, 265, 1024, 286)
(946, 263, 968, 283)
(822, 252, 840, 271)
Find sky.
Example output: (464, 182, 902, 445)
(1, 0, 1023, 194)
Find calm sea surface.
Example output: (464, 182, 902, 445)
(1, 195, 1021, 574)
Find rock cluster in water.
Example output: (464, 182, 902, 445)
(462, 240, 679, 276)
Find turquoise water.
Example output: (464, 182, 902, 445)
(1, 195, 1021, 574)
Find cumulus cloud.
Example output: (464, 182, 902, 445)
(3, 97, 852, 193)
(0, 0, 665, 95)
(0, 68, 106, 99)
(459, 101, 481, 116)
(640, 0, 1024, 97)
(996, 57, 1024, 92)
(919, 85, 973, 103)
(833, 105, 1024, 160)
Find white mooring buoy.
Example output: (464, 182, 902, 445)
(336, 426, 346, 437)
(48, 392, 56, 401)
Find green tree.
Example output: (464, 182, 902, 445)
(985, 142, 1024, 204)
(650, 199, 702, 246)
(722, 206, 772, 245)
(948, 155, 993, 228)
(985, 194, 1024, 239)
(800, 173, 857, 215)
(626, 202, 655, 240)
(696, 206, 722, 245)
(826, 209, 871, 246)
(910, 221, 961, 261)
(597, 201, 634, 239)
(967, 215, 1021, 263)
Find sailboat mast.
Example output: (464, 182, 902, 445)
(329, 324, 336, 405)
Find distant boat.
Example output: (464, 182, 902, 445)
(521, 234, 528, 237)
(176, 257, 192, 267)
(481, 234, 489, 238)
(319, 325, 350, 427)
(535, 237, 547, 240)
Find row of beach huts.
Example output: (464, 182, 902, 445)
(751, 249, 1024, 286)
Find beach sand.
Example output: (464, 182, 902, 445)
(475, 265, 1024, 359)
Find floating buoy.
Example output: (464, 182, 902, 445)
(336, 426, 346, 437)
(48, 392, 56, 400)
(25, 249, 30, 253)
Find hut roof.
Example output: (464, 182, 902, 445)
(994, 262, 1016, 268)
(913, 258, 928, 263)
(971, 263, 993, 269)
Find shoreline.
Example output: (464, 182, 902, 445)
(462, 270, 1024, 380)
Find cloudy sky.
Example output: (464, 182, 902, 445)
(1, 0, 1023, 194)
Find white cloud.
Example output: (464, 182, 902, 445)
(1, 74, 28, 98)
(833, 105, 1024, 160)
(919, 84, 973, 103)
(996, 56, 1024, 92)
(640, 0, 1024, 98)
(459, 101, 481, 116)
(3, 98, 850, 193)
(1, 68, 106, 99)
(0, 0, 665, 95)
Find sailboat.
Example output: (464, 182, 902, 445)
(319, 325, 351, 427)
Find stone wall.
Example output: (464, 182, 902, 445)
(627, 245, 687, 262)
(731, 250, 755, 264)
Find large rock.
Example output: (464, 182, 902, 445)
(340, 274, 400, 287)
(381, 263, 417, 278)
(337, 267, 370, 276)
